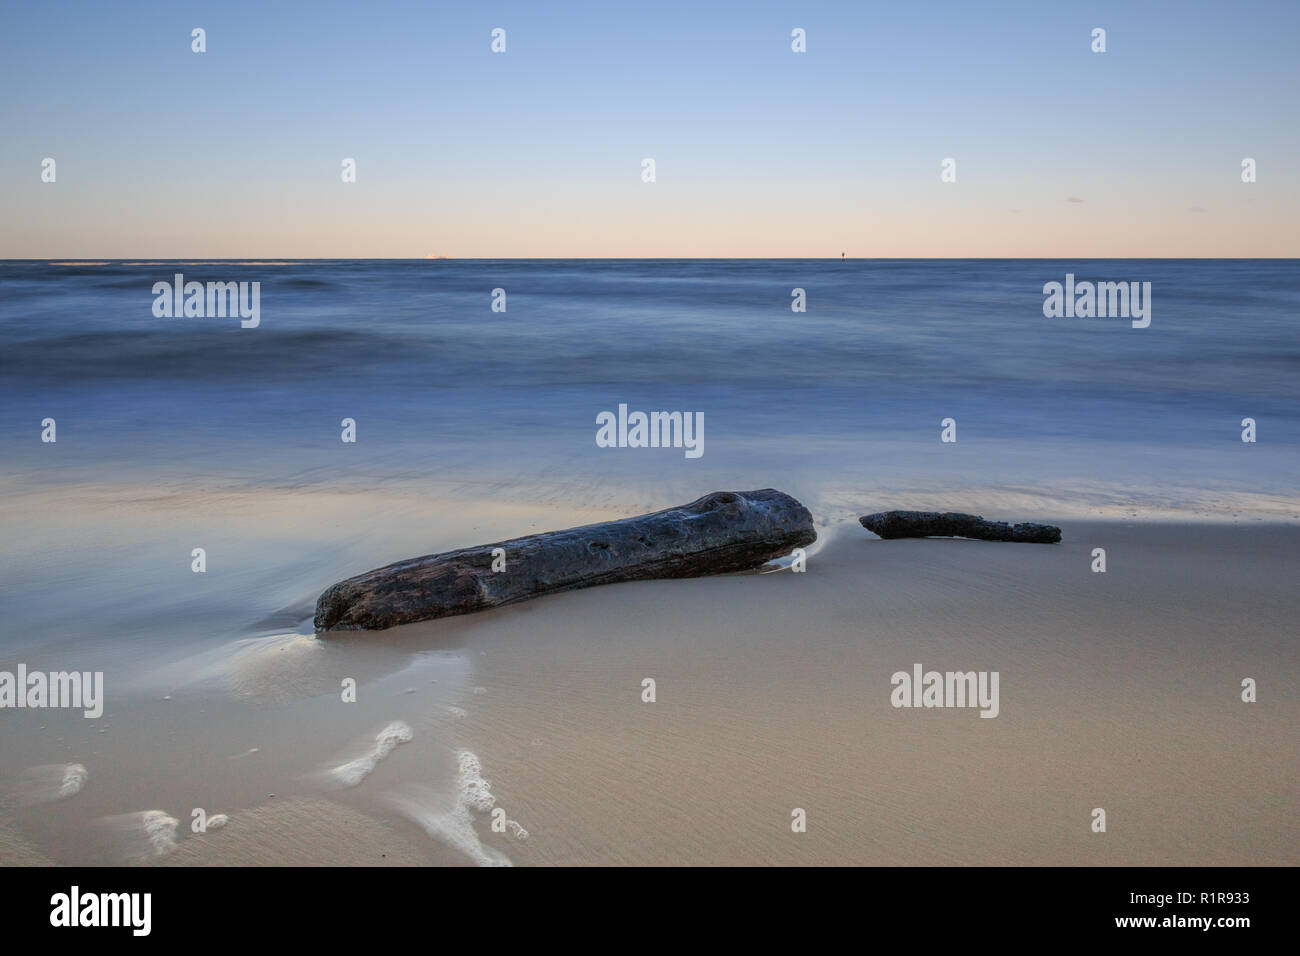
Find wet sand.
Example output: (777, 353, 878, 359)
(0, 478, 1296, 866)
(400, 520, 1298, 865)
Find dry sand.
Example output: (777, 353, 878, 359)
(390, 519, 1298, 865)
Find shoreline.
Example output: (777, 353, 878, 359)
(2, 501, 1295, 866)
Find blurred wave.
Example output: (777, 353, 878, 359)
(2, 258, 1297, 477)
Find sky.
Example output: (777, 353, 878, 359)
(1, 0, 1297, 258)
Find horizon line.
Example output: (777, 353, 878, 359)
(9, 256, 1300, 263)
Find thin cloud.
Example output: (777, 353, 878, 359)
(1065, 197, 1085, 203)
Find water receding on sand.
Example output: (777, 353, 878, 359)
(323, 721, 414, 788)
(385, 750, 527, 867)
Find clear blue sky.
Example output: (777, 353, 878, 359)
(1, 0, 1296, 256)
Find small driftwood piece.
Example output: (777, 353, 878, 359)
(315, 489, 816, 632)
(859, 510, 1061, 544)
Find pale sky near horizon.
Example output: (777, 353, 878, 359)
(1, 0, 1297, 258)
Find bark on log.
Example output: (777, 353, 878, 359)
(859, 510, 1061, 544)
(315, 489, 816, 632)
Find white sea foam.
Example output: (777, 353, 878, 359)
(100, 809, 179, 862)
(141, 810, 179, 855)
(14, 763, 88, 805)
(133, 631, 322, 701)
(326, 721, 413, 787)
(386, 750, 526, 867)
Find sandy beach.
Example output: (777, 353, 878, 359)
(1, 1, 1297, 921)
(1, 476, 1294, 866)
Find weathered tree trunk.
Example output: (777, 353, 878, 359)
(859, 510, 1061, 544)
(315, 489, 816, 632)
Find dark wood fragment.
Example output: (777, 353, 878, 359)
(859, 510, 1061, 544)
(316, 489, 816, 632)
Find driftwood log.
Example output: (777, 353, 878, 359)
(860, 510, 1061, 544)
(315, 489, 816, 632)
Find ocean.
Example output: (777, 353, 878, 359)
(4, 258, 1297, 477)
(3, 257, 1297, 660)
